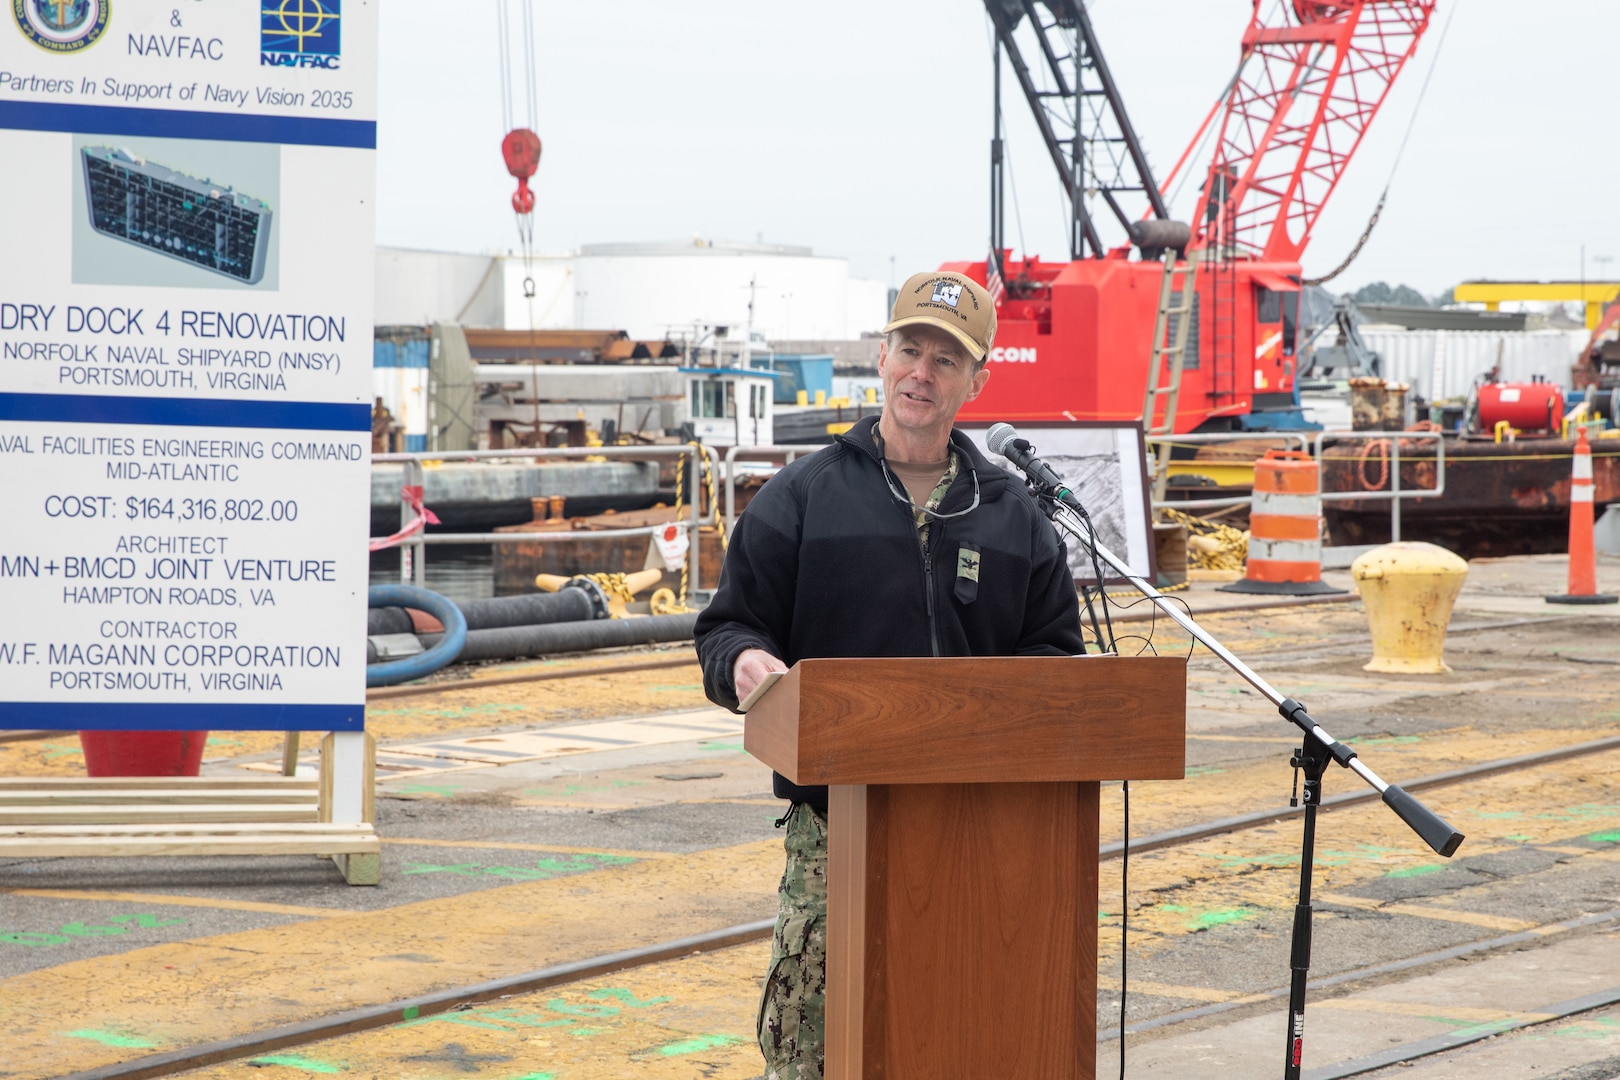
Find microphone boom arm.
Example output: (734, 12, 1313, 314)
(1042, 496, 1463, 858)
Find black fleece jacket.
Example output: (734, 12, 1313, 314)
(694, 415, 1085, 810)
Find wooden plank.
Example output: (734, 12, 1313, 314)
(0, 836, 380, 858)
(334, 850, 381, 886)
(0, 777, 318, 791)
(0, 790, 319, 806)
(0, 822, 370, 837)
(0, 805, 322, 825)
(748, 655, 1186, 786)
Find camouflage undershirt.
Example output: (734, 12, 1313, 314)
(873, 422, 960, 552)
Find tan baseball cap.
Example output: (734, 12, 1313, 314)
(883, 271, 997, 361)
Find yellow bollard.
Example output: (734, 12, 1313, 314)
(1350, 542, 1468, 673)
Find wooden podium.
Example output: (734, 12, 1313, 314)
(746, 655, 1186, 1079)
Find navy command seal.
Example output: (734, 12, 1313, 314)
(695, 270, 1085, 1080)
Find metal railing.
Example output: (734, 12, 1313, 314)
(1312, 430, 1446, 543)
(1146, 431, 1311, 513)
(371, 444, 721, 593)
(1147, 429, 1446, 543)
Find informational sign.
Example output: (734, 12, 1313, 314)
(0, 1, 375, 731)
(959, 422, 1156, 586)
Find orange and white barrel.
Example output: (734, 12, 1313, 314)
(1221, 449, 1345, 596)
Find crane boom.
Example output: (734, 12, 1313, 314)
(1191, 0, 1436, 264)
(984, 0, 1167, 260)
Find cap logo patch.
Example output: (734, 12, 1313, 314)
(931, 281, 963, 308)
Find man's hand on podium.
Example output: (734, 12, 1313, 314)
(734, 648, 788, 705)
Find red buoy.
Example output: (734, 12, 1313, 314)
(502, 128, 542, 215)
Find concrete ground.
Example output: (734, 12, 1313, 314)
(1, 553, 1618, 1078)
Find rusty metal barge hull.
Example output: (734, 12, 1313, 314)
(1321, 436, 1620, 558)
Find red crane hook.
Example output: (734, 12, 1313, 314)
(502, 128, 542, 215)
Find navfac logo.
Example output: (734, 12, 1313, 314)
(12, 0, 111, 54)
(260, 0, 340, 69)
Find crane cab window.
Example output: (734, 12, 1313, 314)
(1255, 286, 1300, 357)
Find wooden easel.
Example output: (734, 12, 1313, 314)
(0, 731, 380, 885)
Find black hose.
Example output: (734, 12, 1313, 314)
(368, 586, 604, 635)
(420, 612, 698, 663)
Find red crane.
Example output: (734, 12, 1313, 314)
(954, 1, 1436, 434)
(1181, 0, 1436, 265)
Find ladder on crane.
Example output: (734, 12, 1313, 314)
(1142, 249, 1199, 505)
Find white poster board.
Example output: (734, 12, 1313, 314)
(0, 2, 375, 735)
(959, 422, 1156, 586)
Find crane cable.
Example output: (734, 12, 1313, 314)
(1303, 0, 1459, 286)
(496, 1, 541, 300)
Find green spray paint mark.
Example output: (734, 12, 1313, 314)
(62, 1030, 160, 1049)
(523, 780, 643, 797)
(544, 998, 620, 1018)
(568, 1026, 611, 1036)
(205, 735, 244, 748)
(39, 742, 83, 760)
(1, 913, 185, 947)
(403, 854, 635, 881)
(1427, 1018, 1519, 1040)
(400, 1013, 514, 1032)
(1184, 766, 1227, 778)
(511, 1074, 556, 1080)
(401, 1005, 419, 1020)
(1192, 908, 1257, 931)
(1589, 831, 1620, 844)
(393, 784, 464, 798)
(657, 1033, 745, 1055)
(1385, 863, 1447, 878)
(247, 1055, 342, 1073)
(588, 987, 670, 1007)
(1551, 1017, 1620, 1039)
(1341, 735, 1421, 747)
(1202, 843, 1400, 871)
(0, 930, 70, 946)
(1156, 904, 1188, 913)
(700, 741, 746, 752)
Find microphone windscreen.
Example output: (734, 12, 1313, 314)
(986, 422, 1017, 456)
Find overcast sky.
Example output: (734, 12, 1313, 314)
(376, 1, 1617, 299)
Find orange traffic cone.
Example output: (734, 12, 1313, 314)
(1547, 428, 1616, 605)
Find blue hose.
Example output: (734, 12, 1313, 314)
(366, 584, 468, 687)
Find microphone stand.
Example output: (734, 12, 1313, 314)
(1035, 492, 1464, 1080)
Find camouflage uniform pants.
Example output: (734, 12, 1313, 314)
(759, 802, 827, 1080)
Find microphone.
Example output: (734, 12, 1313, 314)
(985, 422, 1086, 514)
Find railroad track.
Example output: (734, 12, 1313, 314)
(54, 729, 1620, 1080)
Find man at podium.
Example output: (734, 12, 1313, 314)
(695, 271, 1085, 1080)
